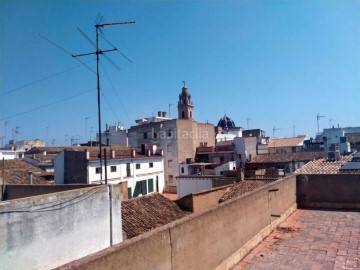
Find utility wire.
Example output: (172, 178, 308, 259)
(0, 88, 94, 121)
(39, 34, 96, 74)
(100, 90, 120, 122)
(100, 61, 132, 126)
(99, 32, 133, 63)
(0, 186, 104, 214)
(0, 62, 93, 97)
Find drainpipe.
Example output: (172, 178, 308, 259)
(104, 148, 108, 185)
(109, 185, 113, 246)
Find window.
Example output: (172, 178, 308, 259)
(181, 167, 185, 174)
(204, 142, 207, 147)
(168, 130, 173, 137)
(136, 163, 141, 170)
(168, 160, 173, 168)
(96, 167, 102, 174)
(168, 175, 174, 183)
(128, 187, 132, 199)
(200, 142, 204, 147)
(149, 162, 154, 168)
(110, 166, 117, 172)
(153, 132, 157, 139)
(182, 111, 185, 118)
(143, 132, 148, 139)
(126, 163, 131, 177)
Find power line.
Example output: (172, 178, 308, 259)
(100, 61, 132, 126)
(0, 62, 93, 97)
(39, 34, 96, 74)
(0, 88, 94, 121)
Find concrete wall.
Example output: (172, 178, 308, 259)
(297, 174, 360, 209)
(0, 185, 123, 270)
(2, 184, 98, 200)
(57, 175, 297, 270)
(176, 185, 231, 213)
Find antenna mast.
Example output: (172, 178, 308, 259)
(273, 126, 280, 138)
(73, 20, 135, 184)
(246, 118, 252, 130)
(316, 113, 325, 134)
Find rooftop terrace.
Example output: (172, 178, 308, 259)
(234, 208, 360, 270)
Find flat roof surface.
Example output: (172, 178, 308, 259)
(233, 209, 360, 270)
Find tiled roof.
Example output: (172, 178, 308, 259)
(294, 155, 359, 175)
(25, 147, 67, 155)
(1, 159, 53, 184)
(70, 146, 162, 160)
(122, 193, 189, 239)
(71, 146, 133, 159)
(219, 179, 275, 203)
(25, 154, 57, 163)
(268, 136, 307, 148)
(249, 151, 326, 163)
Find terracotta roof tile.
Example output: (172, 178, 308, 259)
(1, 159, 53, 185)
(25, 147, 67, 155)
(249, 151, 326, 163)
(294, 155, 356, 175)
(122, 193, 189, 239)
(268, 136, 307, 148)
(219, 179, 276, 202)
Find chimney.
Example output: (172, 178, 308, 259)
(131, 149, 136, 158)
(85, 149, 90, 160)
(29, 171, 33, 185)
(111, 150, 115, 159)
(162, 111, 167, 117)
(147, 149, 151, 157)
(158, 111, 162, 117)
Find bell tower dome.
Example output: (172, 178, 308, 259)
(177, 81, 194, 120)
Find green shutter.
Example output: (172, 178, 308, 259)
(148, 178, 154, 193)
(133, 181, 142, 197)
(142, 180, 148, 195)
(127, 187, 132, 199)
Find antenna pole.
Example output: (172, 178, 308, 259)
(246, 118, 251, 130)
(292, 121, 296, 137)
(316, 113, 325, 134)
(73, 20, 135, 184)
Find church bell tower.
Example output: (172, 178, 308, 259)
(177, 81, 194, 120)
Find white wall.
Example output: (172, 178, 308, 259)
(214, 161, 236, 176)
(176, 177, 212, 198)
(0, 185, 122, 270)
(87, 156, 165, 196)
(0, 150, 19, 160)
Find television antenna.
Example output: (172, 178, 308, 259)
(246, 118, 252, 130)
(316, 113, 325, 134)
(41, 18, 135, 184)
(273, 126, 280, 138)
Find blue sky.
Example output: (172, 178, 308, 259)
(1, 0, 359, 146)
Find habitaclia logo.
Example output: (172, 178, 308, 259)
(151, 128, 209, 140)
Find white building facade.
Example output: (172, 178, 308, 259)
(54, 148, 165, 199)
